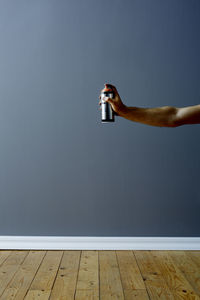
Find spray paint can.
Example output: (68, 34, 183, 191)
(101, 84, 115, 123)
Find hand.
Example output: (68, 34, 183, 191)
(99, 83, 127, 117)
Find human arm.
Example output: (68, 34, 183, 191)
(117, 105, 178, 127)
(99, 84, 200, 127)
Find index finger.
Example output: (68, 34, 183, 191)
(105, 83, 118, 94)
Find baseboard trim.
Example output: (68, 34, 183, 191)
(0, 236, 200, 250)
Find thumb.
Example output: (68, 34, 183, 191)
(105, 98, 114, 105)
(105, 98, 116, 112)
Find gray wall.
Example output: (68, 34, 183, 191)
(0, 0, 200, 236)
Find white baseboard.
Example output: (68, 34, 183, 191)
(0, 236, 200, 250)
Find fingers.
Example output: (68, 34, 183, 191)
(110, 85, 118, 95)
(104, 98, 114, 105)
(99, 83, 118, 95)
(105, 83, 118, 92)
(98, 83, 118, 107)
(99, 99, 102, 110)
(99, 97, 113, 105)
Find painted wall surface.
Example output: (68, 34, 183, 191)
(0, 0, 200, 236)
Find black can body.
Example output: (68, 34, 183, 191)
(101, 89, 115, 123)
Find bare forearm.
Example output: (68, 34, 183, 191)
(120, 105, 178, 127)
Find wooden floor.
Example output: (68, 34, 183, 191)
(0, 250, 199, 299)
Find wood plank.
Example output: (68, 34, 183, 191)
(187, 251, 200, 268)
(151, 251, 199, 299)
(134, 251, 174, 300)
(99, 250, 124, 300)
(0, 250, 46, 300)
(75, 250, 99, 299)
(124, 289, 149, 300)
(49, 250, 81, 300)
(23, 290, 50, 299)
(24, 250, 63, 300)
(75, 290, 99, 300)
(0, 251, 12, 266)
(0, 251, 29, 297)
(169, 251, 200, 296)
(116, 250, 146, 290)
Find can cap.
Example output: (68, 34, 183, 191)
(102, 84, 113, 93)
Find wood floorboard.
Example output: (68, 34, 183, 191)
(0, 250, 199, 300)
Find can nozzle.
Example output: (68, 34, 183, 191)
(103, 84, 113, 93)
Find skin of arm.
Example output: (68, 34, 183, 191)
(120, 104, 200, 127)
(119, 105, 178, 127)
(99, 84, 200, 127)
